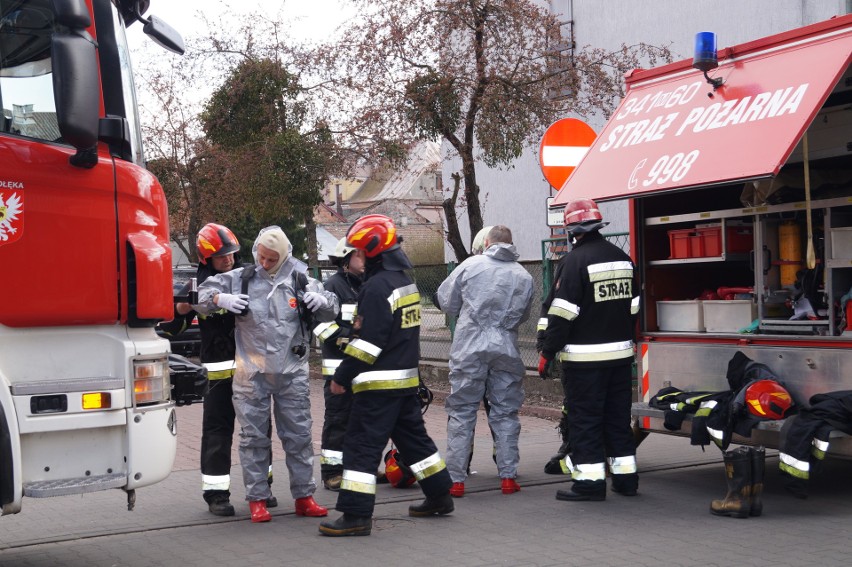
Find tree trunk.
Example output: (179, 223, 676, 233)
(305, 214, 318, 268)
(443, 173, 469, 262)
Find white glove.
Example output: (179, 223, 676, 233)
(303, 291, 329, 312)
(217, 293, 249, 314)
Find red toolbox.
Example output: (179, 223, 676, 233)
(668, 228, 693, 259)
(696, 225, 753, 257)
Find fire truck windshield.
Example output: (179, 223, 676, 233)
(0, 0, 59, 142)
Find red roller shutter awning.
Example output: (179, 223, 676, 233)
(552, 14, 852, 205)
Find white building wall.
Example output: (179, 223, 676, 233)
(442, 0, 850, 261)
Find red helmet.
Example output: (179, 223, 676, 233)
(196, 223, 240, 264)
(564, 198, 607, 234)
(383, 448, 416, 488)
(346, 214, 398, 258)
(745, 380, 794, 420)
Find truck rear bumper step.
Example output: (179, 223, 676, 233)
(23, 473, 126, 498)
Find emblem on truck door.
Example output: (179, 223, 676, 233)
(0, 189, 23, 245)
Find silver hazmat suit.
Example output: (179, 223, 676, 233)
(436, 242, 534, 481)
(197, 227, 339, 501)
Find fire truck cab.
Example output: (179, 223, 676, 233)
(0, 0, 183, 514)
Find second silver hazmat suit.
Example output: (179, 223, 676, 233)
(436, 241, 534, 482)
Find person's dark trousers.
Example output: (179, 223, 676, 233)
(321, 380, 352, 480)
(562, 362, 636, 495)
(201, 377, 236, 503)
(336, 393, 451, 517)
(201, 376, 275, 502)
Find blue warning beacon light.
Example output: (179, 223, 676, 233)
(693, 31, 724, 88)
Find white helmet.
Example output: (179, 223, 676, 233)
(329, 237, 355, 264)
(471, 226, 494, 255)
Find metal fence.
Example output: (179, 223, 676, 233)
(317, 232, 629, 370)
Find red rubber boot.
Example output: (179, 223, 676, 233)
(249, 500, 271, 523)
(295, 495, 328, 517)
(501, 478, 521, 494)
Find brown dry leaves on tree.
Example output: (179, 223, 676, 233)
(312, 0, 670, 261)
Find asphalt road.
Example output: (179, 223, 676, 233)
(2, 377, 852, 567)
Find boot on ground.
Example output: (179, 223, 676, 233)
(710, 446, 752, 518)
(323, 474, 343, 491)
(556, 480, 605, 502)
(319, 514, 372, 537)
(295, 495, 328, 517)
(249, 500, 271, 523)
(501, 478, 521, 494)
(207, 494, 235, 517)
(449, 482, 465, 498)
(265, 495, 278, 508)
(409, 493, 454, 517)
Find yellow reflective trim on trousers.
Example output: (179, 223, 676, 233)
(631, 296, 640, 314)
(321, 449, 343, 466)
(811, 438, 829, 460)
(572, 462, 606, 482)
(409, 452, 446, 481)
(313, 321, 339, 341)
(201, 474, 230, 491)
(351, 368, 420, 394)
(607, 455, 637, 474)
(548, 298, 579, 321)
(340, 470, 377, 494)
(537, 317, 548, 332)
(560, 454, 575, 475)
(779, 452, 809, 479)
(344, 338, 381, 365)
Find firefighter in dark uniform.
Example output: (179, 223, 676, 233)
(161, 223, 276, 516)
(319, 214, 453, 537)
(539, 199, 640, 502)
(313, 238, 364, 491)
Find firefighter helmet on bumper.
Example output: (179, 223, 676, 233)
(563, 198, 609, 235)
(196, 223, 240, 264)
(745, 380, 795, 420)
(346, 214, 398, 258)
(384, 448, 416, 488)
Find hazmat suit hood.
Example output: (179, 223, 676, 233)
(252, 225, 292, 277)
(483, 241, 519, 262)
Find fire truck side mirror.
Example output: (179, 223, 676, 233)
(52, 0, 92, 29)
(51, 32, 99, 151)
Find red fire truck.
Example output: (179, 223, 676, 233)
(552, 15, 852, 454)
(0, 0, 184, 514)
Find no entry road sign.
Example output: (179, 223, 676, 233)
(539, 118, 596, 190)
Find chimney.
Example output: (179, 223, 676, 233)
(335, 183, 344, 216)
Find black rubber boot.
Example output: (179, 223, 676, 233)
(408, 493, 454, 517)
(556, 480, 605, 502)
(266, 495, 278, 508)
(750, 446, 765, 517)
(318, 514, 372, 537)
(710, 446, 752, 518)
(207, 493, 235, 517)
